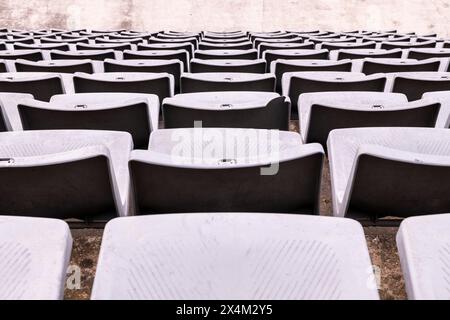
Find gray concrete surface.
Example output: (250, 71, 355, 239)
(1, 0, 449, 36)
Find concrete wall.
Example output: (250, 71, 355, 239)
(1, 0, 450, 36)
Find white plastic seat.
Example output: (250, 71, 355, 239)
(422, 91, 450, 127)
(397, 214, 450, 299)
(128, 129, 323, 214)
(388, 72, 450, 101)
(18, 93, 158, 149)
(0, 216, 72, 300)
(358, 58, 442, 74)
(181, 72, 276, 93)
(91, 213, 379, 300)
(72, 72, 175, 103)
(0, 50, 44, 61)
(407, 48, 450, 60)
(136, 43, 194, 60)
(163, 93, 289, 130)
(190, 58, 266, 74)
(263, 49, 329, 72)
(0, 92, 34, 130)
(282, 71, 387, 114)
(328, 127, 450, 220)
(298, 92, 441, 148)
(271, 59, 353, 93)
(381, 40, 436, 50)
(0, 130, 132, 218)
(0, 72, 65, 102)
(15, 59, 97, 73)
(332, 48, 403, 60)
(257, 42, 315, 58)
(194, 49, 258, 60)
(198, 41, 253, 50)
(50, 49, 117, 61)
(123, 49, 190, 72)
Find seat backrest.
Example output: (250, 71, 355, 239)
(73, 74, 172, 103)
(362, 59, 441, 74)
(163, 96, 290, 130)
(123, 50, 189, 71)
(392, 75, 450, 100)
(18, 102, 151, 149)
(0, 76, 64, 102)
(194, 50, 258, 60)
(0, 51, 43, 62)
(190, 59, 266, 74)
(181, 74, 275, 93)
(50, 50, 115, 61)
(15, 60, 95, 74)
(129, 148, 323, 214)
(264, 50, 329, 72)
(337, 49, 403, 60)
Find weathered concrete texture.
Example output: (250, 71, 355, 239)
(1, 0, 450, 36)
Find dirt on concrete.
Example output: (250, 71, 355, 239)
(64, 120, 407, 300)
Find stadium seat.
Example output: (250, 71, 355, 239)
(190, 59, 266, 73)
(328, 127, 450, 220)
(263, 49, 329, 72)
(18, 93, 158, 149)
(123, 49, 189, 72)
(163, 93, 289, 130)
(406, 48, 450, 60)
(334, 48, 403, 60)
(0, 130, 132, 218)
(181, 72, 276, 93)
(91, 213, 379, 300)
(50, 50, 117, 61)
(198, 42, 253, 50)
(194, 49, 258, 60)
(299, 92, 439, 148)
(75, 43, 132, 51)
(257, 42, 315, 58)
(0, 50, 44, 62)
(359, 58, 442, 74)
(137, 43, 194, 59)
(72, 72, 174, 103)
(390, 72, 450, 100)
(397, 214, 450, 299)
(0, 73, 65, 101)
(271, 59, 353, 93)
(282, 72, 387, 115)
(15, 59, 96, 74)
(104, 59, 183, 93)
(128, 128, 323, 214)
(0, 216, 72, 300)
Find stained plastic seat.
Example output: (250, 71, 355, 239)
(104, 59, 183, 93)
(282, 71, 387, 114)
(18, 93, 159, 149)
(91, 213, 379, 300)
(15, 59, 96, 74)
(0, 130, 132, 218)
(190, 59, 266, 73)
(328, 127, 450, 220)
(128, 128, 323, 214)
(0, 216, 72, 300)
(271, 59, 353, 93)
(390, 72, 450, 101)
(299, 92, 440, 149)
(0, 73, 65, 102)
(263, 49, 329, 72)
(72, 72, 174, 103)
(50, 50, 117, 61)
(397, 214, 450, 300)
(163, 92, 289, 130)
(194, 49, 258, 60)
(123, 49, 189, 72)
(181, 72, 276, 93)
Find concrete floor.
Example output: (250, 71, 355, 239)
(63, 120, 407, 300)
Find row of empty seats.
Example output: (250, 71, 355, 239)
(4, 212, 450, 299)
(1, 29, 449, 300)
